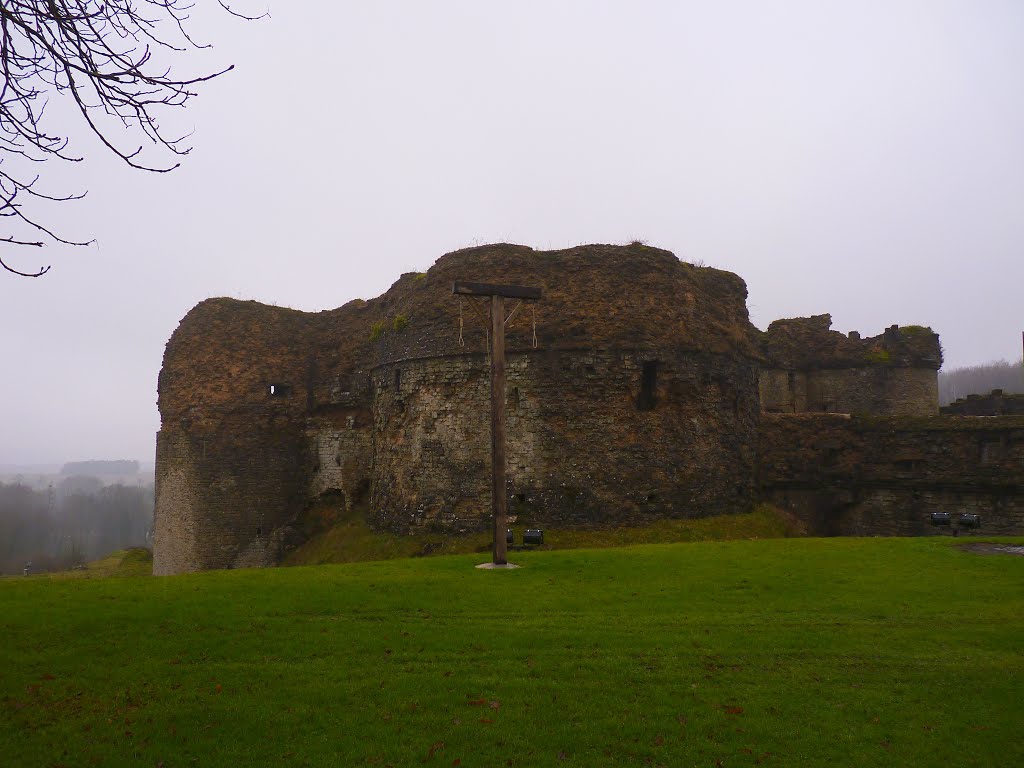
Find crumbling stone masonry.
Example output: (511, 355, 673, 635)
(759, 414, 1024, 536)
(155, 245, 761, 574)
(153, 243, 1023, 575)
(942, 389, 1024, 416)
(759, 315, 941, 416)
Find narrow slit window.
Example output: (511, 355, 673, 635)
(638, 361, 658, 411)
(394, 368, 402, 391)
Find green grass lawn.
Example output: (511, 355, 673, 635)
(1, 537, 1021, 767)
(284, 504, 806, 566)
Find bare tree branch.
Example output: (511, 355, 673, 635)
(0, 1, 264, 276)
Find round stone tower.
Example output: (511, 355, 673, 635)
(364, 243, 762, 532)
(154, 243, 763, 573)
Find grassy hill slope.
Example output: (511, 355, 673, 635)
(284, 504, 806, 565)
(1, 538, 1021, 767)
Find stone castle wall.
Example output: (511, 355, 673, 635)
(153, 243, 1002, 575)
(152, 297, 357, 575)
(759, 367, 938, 416)
(758, 316, 941, 416)
(369, 348, 759, 533)
(758, 414, 1024, 536)
(154, 412, 311, 574)
(154, 244, 769, 574)
(942, 389, 1024, 416)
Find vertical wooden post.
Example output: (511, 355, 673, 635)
(491, 294, 507, 565)
(452, 281, 541, 567)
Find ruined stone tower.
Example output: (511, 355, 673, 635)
(154, 244, 763, 574)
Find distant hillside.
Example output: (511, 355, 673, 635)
(939, 358, 1024, 405)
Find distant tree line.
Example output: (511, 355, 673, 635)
(0, 477, 153, 575)
(938, 358, 1024, 406)
(60, 460, 139, 476)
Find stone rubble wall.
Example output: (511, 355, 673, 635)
(942, 389, 1024, 416)
(152, 430, 201, 576)
(153, 410, 311, 575)
(760, 315, 942, 370)
(369, 348, 760, 533)
(759, 414, 1024, 536)
(758, 315, 940, 417)
(308, 423, 372, 508)
(760, 367, 938, 416)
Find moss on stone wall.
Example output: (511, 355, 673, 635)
(760, 315, 942, 371)
(155, 243, 764, 573)
(154, 243, 1005, 575)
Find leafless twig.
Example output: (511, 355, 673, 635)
(0, 1, 264, 276)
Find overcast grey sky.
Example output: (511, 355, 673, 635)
(1, 1, 1022, 465)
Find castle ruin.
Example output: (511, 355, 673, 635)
(153, 244, 1024, 574)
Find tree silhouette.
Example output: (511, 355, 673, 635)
(0, 1, 262, 276)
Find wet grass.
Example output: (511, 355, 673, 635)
(1, 537, 1021, 767)
(284, 504, 805, 566)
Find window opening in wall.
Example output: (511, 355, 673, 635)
(268, 383, 292, 398)
(980, 440, 1001, 464)
(637, 361, 659, 411)
(394, 368, 402, 391)
(256, 526, 262, 536)
(822, 447, 840, 467)
(353, 478, 371, 505)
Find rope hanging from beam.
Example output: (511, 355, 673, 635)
(458, 296, 465, 347)
(505, 300, 523, 326)
(457, 294, 540, 350)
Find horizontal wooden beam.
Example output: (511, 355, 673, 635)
(452, 281, 542, 300)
